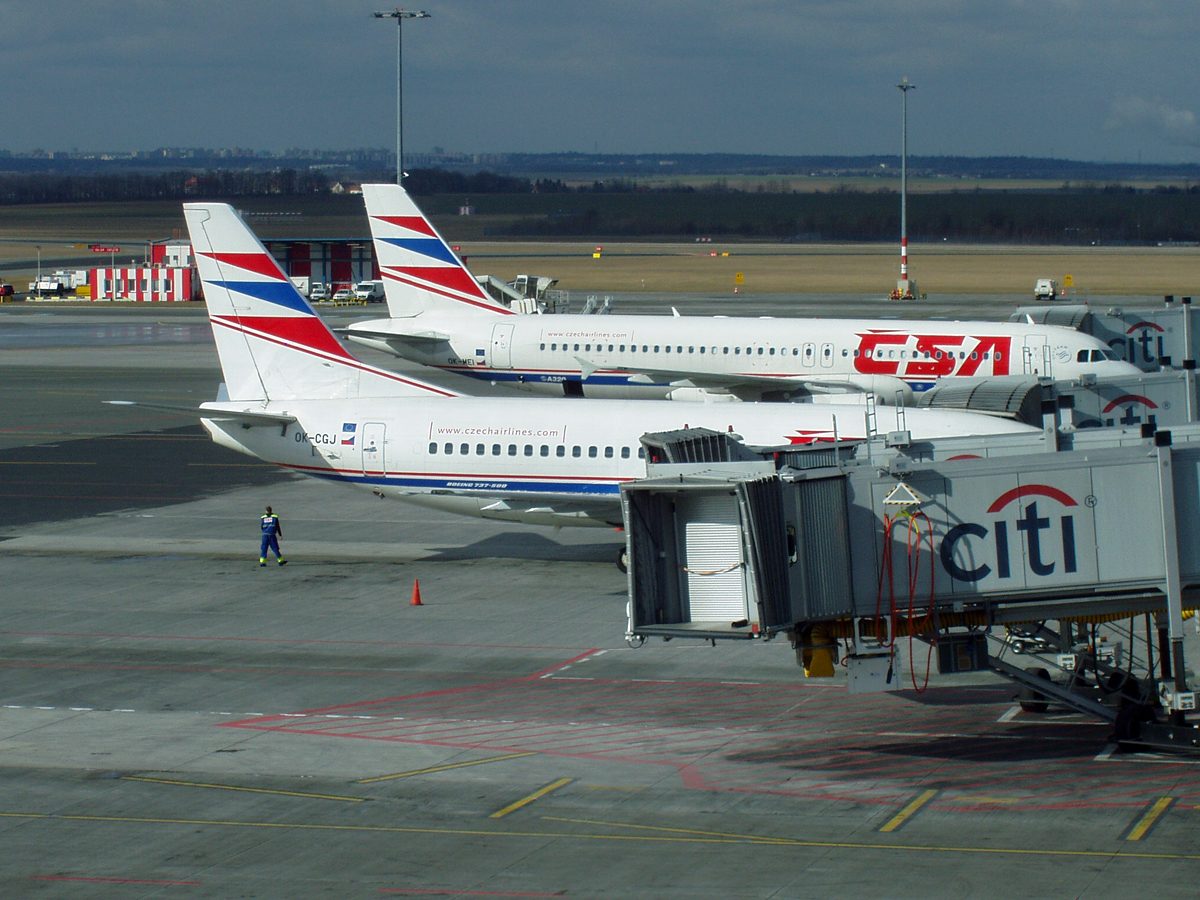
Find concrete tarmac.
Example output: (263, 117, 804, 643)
(1, 302, 1198, 899)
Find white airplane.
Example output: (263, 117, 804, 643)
(345, 184, 1140, 403)
(155, 203, 1037, 560)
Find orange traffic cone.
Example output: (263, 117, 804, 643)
(410, 579, 423, 606)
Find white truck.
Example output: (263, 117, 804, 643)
(1034, 278, 1059, 301)
(353, 279, 385, 303)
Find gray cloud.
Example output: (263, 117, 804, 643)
(1106, 97, 1200, 147)
(2, 0, 1199, 162)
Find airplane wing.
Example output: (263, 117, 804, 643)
(339, 325, 451, 344)
(105, 400, 297, 428)
(574, 360, 913, 403)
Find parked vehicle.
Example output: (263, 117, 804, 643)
(332, 288, 355, 302)
(1034, 278, 1059, 301)
(353, 279, 385, 302)
(0, 284, 14, 299)
(309, 283, 330, 302)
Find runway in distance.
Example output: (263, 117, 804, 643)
(162, 202, 1038, 532)
(345, 184, 1140, 403)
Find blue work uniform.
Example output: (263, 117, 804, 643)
(260, 513, 285, 564)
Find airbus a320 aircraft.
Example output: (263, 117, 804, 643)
(345, 184, 1140, 402)
(152, 203, 1036, 558)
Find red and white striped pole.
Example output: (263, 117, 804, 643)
(897, 78, 915, 297)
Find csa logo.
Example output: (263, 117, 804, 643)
(940, 485, 1081, 583)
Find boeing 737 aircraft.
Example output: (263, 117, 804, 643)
(157, 203, 1036, 559)
(346, 184, 1140, 402)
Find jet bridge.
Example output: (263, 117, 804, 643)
(621, 424, 1200, 753)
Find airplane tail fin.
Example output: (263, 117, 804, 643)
(183, 203, 459, 402)
(361, 183, 511, 318)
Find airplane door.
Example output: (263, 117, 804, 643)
(490, 323, 515, 369)
(820, 342, 835, 368)
(676, 493, 749, 621)
(802, 342, 816, 368)
(1023, 334, 1050, 376)
(361, 423, 386, 476)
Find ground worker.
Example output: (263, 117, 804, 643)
(259, 505, 286, 567)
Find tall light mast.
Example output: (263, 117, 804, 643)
(897, 77, 916, 299)
(372, 8, 431, 185)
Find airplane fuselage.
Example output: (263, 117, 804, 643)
(347, 312, 1138, 400)
(202, 394, 1037, 527)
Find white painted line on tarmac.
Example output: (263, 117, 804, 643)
(997, 705, 1021, 723)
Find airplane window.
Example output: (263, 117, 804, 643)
(806, 348, 813, 357)
(444, 442, 453, 454)
(688, 346, 694, 353)
(428, 442, 437, 454)
(1077, 349, 1089, 362)
(935, 351, 942, 359)
(524, 444, 533, 456)
(665, 345, 671, 353)
(853, 349, 860, 357)
(769, 348, 775, 355)
(540, 445, 549, 457)
(574, 344, 580, 351)
(572, 445, 581, 458)
(983, 352, 990, 359)
(723, 347, 729, 354)
(638, 447, 646, 459)
(841, 349, 849, 357)
(604, 446, 614, 458)
(654, 345, 660, 353)
(588, 446, 598, 458)
(700, 347, 706, 354)
(960, 352, 966, 359)
(551, 343, 557, 351)
(585, 344, 591, 352)
(539, 343, 545, 350)
(735, 347, 741, 355)
(970, 352, 978, 360)
(460, 443, 469, 455)
(643, 345, 648, 352)
(492, 444, 501, 456)
(1102, 349, 1118, 360)
(557, 445, 566, 457)
(900, 351, 907, 359)
(477, 444, 485, 455)
(677, 346, 683, 353)
(630, 345, 637, 353)
(508, 444, 517, 456)
(888, 350, 895, 358)
(996, 352, 1003, 360)
(620, 344, 626, 352)
(609, 344, 614, 352)
(824, 347, 831, 357)
(621, 447, 631, 458)
(746, 347, 752, 355)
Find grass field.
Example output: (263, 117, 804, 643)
(1, 197, 1198, 296)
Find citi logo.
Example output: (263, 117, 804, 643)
(940, 485, 1079, 583)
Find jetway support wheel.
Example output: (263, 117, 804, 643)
(1018, 666, 1052, 714)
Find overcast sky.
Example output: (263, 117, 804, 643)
(4, 1, 1200, 163)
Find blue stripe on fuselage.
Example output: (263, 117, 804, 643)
(304, 469, 624, 496)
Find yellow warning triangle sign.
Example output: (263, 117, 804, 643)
(883, 482, 923, 508)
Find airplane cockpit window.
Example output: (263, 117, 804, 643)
(1077, 349, 1089, 362)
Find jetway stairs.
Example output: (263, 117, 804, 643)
(621, 422, 1200, 754)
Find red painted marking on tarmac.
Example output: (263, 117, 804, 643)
(30, 875, 202, 885)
